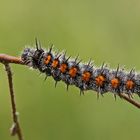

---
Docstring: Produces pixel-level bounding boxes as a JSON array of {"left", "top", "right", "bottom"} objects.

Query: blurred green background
[{"left": 0, "top": 0, "right": 140, "bottom": 140}]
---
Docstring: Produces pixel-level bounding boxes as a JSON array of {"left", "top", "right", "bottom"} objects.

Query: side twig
[{"left": 4, "top": 63, "right": 23, "bottom": 140}]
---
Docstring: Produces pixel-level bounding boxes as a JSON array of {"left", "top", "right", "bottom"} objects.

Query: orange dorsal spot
[
  {"left": 60, "top": 63, "right": 67, "bottom": 73},
  {"left": 44, "top": 55, "right": 51, "bottom": 65},
  {"left": 126, "top": 80, "right": 135, "bottom": 90},
  {"left": 95, "top": 75, "right": 105, "bottom": 86},
  {"left": 69, "top": 67, "right": 78, "bottom": 77},
  {"left": 82, "top": 71, "right": 91, "bottom": 82},
  {"left": 52, "top": 59, "right": 59, "bottom": 68},
  {"left": 111, "top": 78, "right": 120, "bottom": 88}
]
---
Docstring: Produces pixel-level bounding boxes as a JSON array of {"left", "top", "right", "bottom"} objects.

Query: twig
[
  {"left": 0, "top": 54, "right": 24, "bottom": 65},
  {"left": 0, "top": 53, "right": 140, "bottom": 140},
  {"left": 4, "top": 63, "right": 23, "bottom": 140},
  {"left": 119, "top": 93, "right": 140, "bottom": 109},
  {"left": 0, "top": 54, "right": 140, "bottom": 110}
]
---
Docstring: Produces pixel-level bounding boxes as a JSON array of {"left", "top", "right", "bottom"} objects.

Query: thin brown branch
[
  {"left": 119, "top": 93, "right": 140, "bottom": 109},
  {"left": 0, "top": 53, "right": 139, "bottom": 133},
  {"left": 0, "top": 54, "right": 24, "bottom": 65},
  {"left": 0, "top": 53, "right": 140, "bottom": 110},
  {"left": 4, "top": 63, "right": 23, "bottom": 140}
]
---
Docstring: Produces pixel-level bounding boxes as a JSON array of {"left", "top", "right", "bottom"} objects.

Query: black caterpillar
[{"left": 21, "top": 40, "right": 140, "bottom": 98}]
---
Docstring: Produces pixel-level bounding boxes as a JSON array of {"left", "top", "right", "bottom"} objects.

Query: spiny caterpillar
[{"left": 21, "top": 40, "right": 140, "bottom": 98}]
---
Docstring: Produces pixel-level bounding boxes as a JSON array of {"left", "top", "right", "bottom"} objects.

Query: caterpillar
[{"left": 21, "top": 40, "right": 140, "bottom": 98}]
